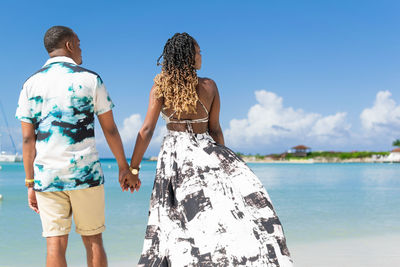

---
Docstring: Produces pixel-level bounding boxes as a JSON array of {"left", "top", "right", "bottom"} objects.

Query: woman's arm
[
  {"left": 208, "top": 80, "right": 225, "bottom": 145},
  {"left": 129, "top": 85, "right": 163, "bottom": 172}
]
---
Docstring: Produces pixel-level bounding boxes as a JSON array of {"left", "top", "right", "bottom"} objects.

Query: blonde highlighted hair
[{"left": 154, "top": 33, "right": 199, "bottom": 118}]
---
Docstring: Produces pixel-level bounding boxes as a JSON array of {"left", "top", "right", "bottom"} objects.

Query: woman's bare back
[{"left": 163, "top": 77, "right": 217, "bottom": 133}]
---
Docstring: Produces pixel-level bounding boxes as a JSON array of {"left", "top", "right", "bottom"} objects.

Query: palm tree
[{"left": 393, "top": 139, "right": 400, "bottom": 147}]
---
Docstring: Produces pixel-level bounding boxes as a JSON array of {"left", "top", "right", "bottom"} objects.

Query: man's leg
[
  {"left": 36, "top": 191, "right": 72, "bottom": 267},
  {"left": 70, "top": 185, "right": 107, "bottom": 267},
  {"left": 81, "top": 233, "right": 107, "bottom": 267},
  {"left": 46, "top": 235, "right": 69, "bottom": 267}
]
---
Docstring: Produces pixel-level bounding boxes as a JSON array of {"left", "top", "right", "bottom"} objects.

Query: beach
[{"left": 1, "top": 160, "right": 399, "bottom": 266}]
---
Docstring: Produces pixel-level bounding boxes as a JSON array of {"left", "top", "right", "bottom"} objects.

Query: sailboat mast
[{"left": 0, "top": 101, "right": 17, "bottom": 154}]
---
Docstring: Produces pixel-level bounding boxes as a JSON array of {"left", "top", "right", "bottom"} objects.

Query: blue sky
[{"left": 1, "top": 0, "right": 400, "bottom": 157}]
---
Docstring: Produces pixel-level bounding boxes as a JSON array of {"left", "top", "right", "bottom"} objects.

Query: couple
[{"left": 16, "top": 26, "right": 293, "bottom": 267}]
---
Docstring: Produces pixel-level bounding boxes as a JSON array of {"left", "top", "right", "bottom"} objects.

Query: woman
[{"left": 127, "top": 33, "right": 293, "bottom": 266}]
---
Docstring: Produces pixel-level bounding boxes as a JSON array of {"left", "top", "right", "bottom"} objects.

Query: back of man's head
[{"left": 44, "top": 26, "right": 75, "bottom": 53}]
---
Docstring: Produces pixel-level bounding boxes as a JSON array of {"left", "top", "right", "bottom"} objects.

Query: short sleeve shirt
[{"left": 16, "top": 56, "right": 114, "bottom": 192}]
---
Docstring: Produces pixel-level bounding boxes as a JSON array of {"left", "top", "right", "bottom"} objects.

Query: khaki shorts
[{"left": 36, "top": 185, "right": 105, "bottom": 237}]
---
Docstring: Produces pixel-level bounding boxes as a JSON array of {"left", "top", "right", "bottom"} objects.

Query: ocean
[{"left": 1, "top": 160, "right": 399, "bottom": 266}]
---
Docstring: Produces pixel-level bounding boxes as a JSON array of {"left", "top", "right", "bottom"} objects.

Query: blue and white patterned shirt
[{"left": 16, "top": 56, "right": 114, "bottom": 192}]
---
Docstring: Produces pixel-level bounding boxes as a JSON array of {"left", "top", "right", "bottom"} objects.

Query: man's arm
[
  {"left": 97, "top": 110, "right": 140, "bottom": 192},
  {"left": 21, "top": 121, "right": 39, "bottom": 213}
]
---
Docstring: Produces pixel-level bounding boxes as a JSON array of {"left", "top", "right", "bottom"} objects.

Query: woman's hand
[{"left": 119, "top": 169, "right": 141, "bottom": 193}]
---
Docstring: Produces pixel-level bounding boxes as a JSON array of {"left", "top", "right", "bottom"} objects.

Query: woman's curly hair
[{"left": 154, "top": 32, "right": 199, "bottom": 118}]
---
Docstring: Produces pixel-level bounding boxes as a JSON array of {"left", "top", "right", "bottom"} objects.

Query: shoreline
[
  {"left": 241, "top": 157, "right": 399, "bottom": 164},
  {"left": 144, "top": 158, "right": 398, "bottom": 164}
]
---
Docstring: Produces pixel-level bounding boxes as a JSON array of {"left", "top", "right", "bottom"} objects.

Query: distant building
[
  {"left": 290, "top": 145, "right": 311, "bottom": 157},
  {"left": 387, "top": 148, "right": 400, "bottom": 162}
]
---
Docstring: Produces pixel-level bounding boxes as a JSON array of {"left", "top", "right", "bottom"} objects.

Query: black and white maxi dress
[{"left": 138, "top": 101, "right": 293, "bottom": 267}]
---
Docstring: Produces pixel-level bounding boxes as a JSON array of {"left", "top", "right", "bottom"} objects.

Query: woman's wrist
[
  {"left": 129, "top": 165, "right": 141, "bottom": 175},
  {"left": 130, "top": 163, "right": 140, "bottom": 168}
]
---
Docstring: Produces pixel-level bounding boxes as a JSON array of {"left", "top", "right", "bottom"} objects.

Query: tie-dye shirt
[{"left": 16, "top": 56, "right": 114, "bottom": 192}]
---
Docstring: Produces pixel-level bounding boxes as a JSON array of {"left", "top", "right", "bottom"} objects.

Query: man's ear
[{"left": 65, "top": 39, "right": 73, "bottom": 53}]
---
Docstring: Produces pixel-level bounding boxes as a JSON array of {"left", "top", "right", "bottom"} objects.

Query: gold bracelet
[{"left": 25, "top": 178, "right": 34, "bottom": 187}]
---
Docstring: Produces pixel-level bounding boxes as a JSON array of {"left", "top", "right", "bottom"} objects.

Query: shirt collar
[{"left": 43, "top": 56, "right": 78, "bottom": 67}]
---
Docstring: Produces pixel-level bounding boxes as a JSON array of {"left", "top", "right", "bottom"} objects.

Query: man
[{"left": 16, "top": 26, "right": 141, "bottom": 267}]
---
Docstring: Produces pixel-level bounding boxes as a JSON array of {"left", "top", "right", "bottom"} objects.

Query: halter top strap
[
  {"left": 198, "top": 99, "right": 209, "bottom": 116},
  {"left": 161, "top": 99, "right": 209, "bottom": 125}
]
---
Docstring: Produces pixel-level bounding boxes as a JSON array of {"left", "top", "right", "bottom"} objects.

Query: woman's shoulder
[{"left": 198, "top": 77, "right": 217, "bottom": 91}]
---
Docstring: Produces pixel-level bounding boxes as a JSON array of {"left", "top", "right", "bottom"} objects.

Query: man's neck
[{"left": 48, "top": 49, "right": 71, "bottom": 58}]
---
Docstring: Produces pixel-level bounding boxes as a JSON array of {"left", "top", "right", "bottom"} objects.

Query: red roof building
[
  {"left": 292, "top": 145, "right": 310, "bottom": 150},
  {"left": 290, "top": 145, "right": 311, "bottom": 157}
]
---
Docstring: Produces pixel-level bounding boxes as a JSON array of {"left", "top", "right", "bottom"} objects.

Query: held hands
[
  {"left": 119, "top": 168, "right": 141, "bottom": 193},
  {"left": 28, "top": 187, "right": 39, "bottom": 213}
]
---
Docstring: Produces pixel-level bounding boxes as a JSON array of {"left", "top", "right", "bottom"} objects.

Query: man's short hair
[{"left": 44, "top": 26, "right": 75, "bottom": 53}]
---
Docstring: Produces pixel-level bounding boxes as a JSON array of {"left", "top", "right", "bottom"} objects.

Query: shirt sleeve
[
  {"left": 94, "top": 76, "right": 115, "bottom": 115},
  {"left": 15, "top": 85, "right": 34, "bottom": 124}
]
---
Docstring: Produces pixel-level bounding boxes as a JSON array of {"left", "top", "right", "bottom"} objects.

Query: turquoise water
[{"left": 1, "top": 161, "right": 400, "bottom": 266}]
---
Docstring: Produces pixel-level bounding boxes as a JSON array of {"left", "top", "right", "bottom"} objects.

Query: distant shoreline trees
[{"left": 393, "top": 139, "right": 400, "bottom": 147}]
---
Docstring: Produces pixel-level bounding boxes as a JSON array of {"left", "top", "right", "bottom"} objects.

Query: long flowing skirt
[{"left": 138, "top": 130, "right": 293, "bottom": 266}]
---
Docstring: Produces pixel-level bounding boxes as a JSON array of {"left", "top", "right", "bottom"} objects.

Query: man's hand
[
  {"left": 118, "top": 169, "right": 130, "bottom": 191},
  {"left": 119, "top": 169, "right": 141, "bottom": 193},
  {"left": 28, "top": 188, "right": 39, "bottom": 213}
]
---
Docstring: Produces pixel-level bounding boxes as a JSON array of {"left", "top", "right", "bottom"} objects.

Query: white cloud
[
  {"left": 310, "top": 112, "right": 351, "bottom": 140},
  {"left": 94, "top": 112, "right": 167, "bottom": 157},
  {"left": 225, "top": 90, "right": 351, "bottom": 149},
  {"left": 119, "top": 113, "right": 167, "bottom": 148},
  {"left": 151, "top": 125, "right": 168, "bottom": 145},
  {"left": 119, "top": 113, "right": 167, "bottom": 156},
  {"left": 120, "top": 114, "right": 142, "bottom": 143},
  {"left": 94, "top": 114, "right": 143, "bottom": 157},
  {"left": 360, "top": 90, "right": 400, "bottom": 134}
]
